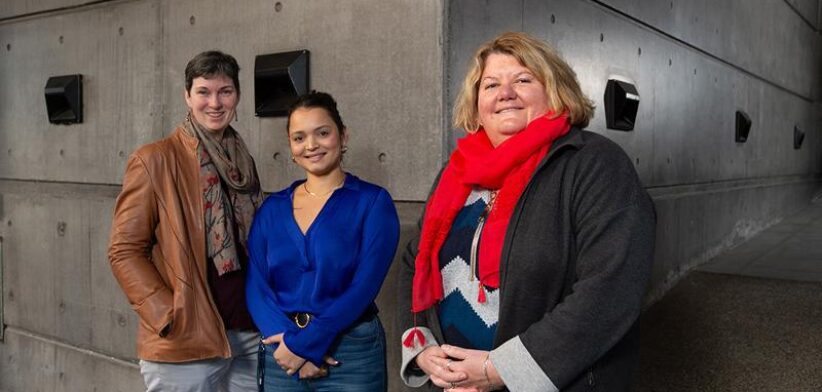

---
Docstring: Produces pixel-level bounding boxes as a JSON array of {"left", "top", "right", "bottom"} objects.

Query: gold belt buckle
[{"left": 294, "top": 313, "right": 310, "bottom": 328}]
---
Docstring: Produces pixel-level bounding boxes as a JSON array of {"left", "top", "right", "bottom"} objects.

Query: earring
[
  {"left": 291, "top": 156, "right": 296, "bottom": 163},
  {"left": 233, "top": 111, "right": 238, "bottom": 122},
  {"left": 341, "top": 146, "right": 348, "bottom": 153}
]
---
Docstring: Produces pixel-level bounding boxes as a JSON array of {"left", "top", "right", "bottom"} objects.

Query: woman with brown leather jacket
[{"left": 108, "top": 50, "right": 262, "bottom": 392}]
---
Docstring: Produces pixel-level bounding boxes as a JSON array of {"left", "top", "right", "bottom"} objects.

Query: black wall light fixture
[
  {"left": 254, "top": 50, "right": 309, "bottom": 117},
  {"left": 794, "top": 125, "right": 805, "bottom": 149},
  {"left": 44, "top": 74, "right": 83, "bottom": 124},
  {"left": 735, "top": 110, "right": 751, "bottom": 143},
  {"left": 604, "top": 77, "right": 640, "bottom": 131}
]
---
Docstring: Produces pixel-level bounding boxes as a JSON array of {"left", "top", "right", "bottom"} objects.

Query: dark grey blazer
[{"left": 398, "top": 127, "right": 656, "bottom": 392}]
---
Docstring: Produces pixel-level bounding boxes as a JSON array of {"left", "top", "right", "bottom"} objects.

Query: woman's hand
[
  {"left": 298, "top": 361, "right": 327, "bottom": 379},
  {"left": 297, "top": 356, "right": 340, "bottom": 379},
  {"left": 415, "top": 345, "right": 468, "bottom": 389},
  {"left": 263, "top": 333, "right": 306, "bottom": 376},
  {"left": 441, "top": 345, "right": 504, "bottom": 392}
]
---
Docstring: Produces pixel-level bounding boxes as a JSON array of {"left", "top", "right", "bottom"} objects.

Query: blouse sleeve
[
  {"left": 284, "top": 188, "right": 400, "bottom": 365},
  {"left": 245, "top": 201, "right": 298, "bottom": 339}
]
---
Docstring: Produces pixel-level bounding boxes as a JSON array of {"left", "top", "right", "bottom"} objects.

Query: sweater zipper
[
  {"left": 469, "top": 213, "right": 485, "bottom": 282},
  {"left": 470, "top": 191, "right": 497, "bottom": 281}
]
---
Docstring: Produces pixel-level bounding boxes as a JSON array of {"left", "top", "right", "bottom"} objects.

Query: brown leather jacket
[{"left": 108, "top": 127, "right": 231, "bottom": 362}]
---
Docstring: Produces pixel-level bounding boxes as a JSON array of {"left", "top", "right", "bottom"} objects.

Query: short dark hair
[
  {"left": 184, "top": 51, "right": 241, "bottom": 95},
  {"left": 287, "top": 91, "right": 346, "bottom": 134}
]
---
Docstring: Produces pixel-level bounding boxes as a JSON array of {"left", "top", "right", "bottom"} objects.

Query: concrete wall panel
[
  {"left": 158, "top": 0, "right": 444, "bottom": 200},
  {"left": 0, "top": 0, "right": 163, "bottom": 184},
  {"left": 1, "top": 186, "right": 138, "bottom": 359},
  {"left": 600, "top": 0, "right": 822, "bottom": 99},
  {"left": 0, "top": 0, "right": 91, "bottom": 20},
  {"left": 0, "top": 328, "right": 143, "bottom": 392},
  {"left": 646, "top": 179, "right": 818, "bottom": 300},
  {"left": 786, "top": 0, "right": 819, "bottom": 27}
]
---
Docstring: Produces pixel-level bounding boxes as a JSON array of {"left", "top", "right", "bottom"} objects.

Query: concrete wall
[
  {"left": 446, "top": 0, "right": 822, "bottom": 301},
  {"left": 0, "top": 0, "right": 443, "bottom": 390},
  {"left": 1, "top": 0, "right": 821, "bottom": 391}
]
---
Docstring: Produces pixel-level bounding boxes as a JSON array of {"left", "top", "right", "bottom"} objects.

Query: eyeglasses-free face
[
  {"left": 477, "top": 52, "right": 550, "bottom": 147},
  {"left": 184, "top": 75, "right": 239, "bottom": 135},
  {"left": 288, "top": 107, "right": 348, "bottom": 177}
]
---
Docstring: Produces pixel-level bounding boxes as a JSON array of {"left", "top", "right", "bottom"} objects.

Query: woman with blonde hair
[{"left": 398, "top": 32, "right": 655, "bottom": 392}]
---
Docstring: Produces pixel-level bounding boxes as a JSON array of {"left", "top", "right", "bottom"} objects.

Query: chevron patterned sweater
[{"left": 436, "top": 189, "right": 500, "bottom": 350}]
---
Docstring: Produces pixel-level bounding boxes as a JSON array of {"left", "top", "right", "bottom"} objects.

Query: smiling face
[
  {"left": 288, "top": 107, "right": 347, "bottom": 177},
  {"left": 477, "top": 52, "right": 551, "bottom": 147},
  {"left": 184, "top": 74, "right": 238, "bottom": 135}
]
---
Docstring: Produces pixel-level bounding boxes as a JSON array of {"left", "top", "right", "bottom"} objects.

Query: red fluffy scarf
[{"left": 410, "top": 114, "right": 570, "bottom": 319}]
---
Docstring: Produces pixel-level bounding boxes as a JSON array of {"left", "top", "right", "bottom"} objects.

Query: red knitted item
[{"left": 411, "top": 114, "right": 570, "bottom": 313}]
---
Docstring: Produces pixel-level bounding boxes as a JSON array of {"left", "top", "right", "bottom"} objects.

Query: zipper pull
[{"left": 469, "top": 215, "right": 485, "bottom": 282}]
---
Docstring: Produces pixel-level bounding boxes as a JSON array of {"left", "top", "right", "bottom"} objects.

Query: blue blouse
[{"left": 246, "top": 173, "right": 400, "bottom": 365}]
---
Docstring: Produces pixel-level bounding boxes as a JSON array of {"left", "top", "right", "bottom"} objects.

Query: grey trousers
[{"left": 139, "top": 330, "right": 260, "bottom": 392}]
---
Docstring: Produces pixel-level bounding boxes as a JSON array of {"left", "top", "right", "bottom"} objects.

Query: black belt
[
  {"left": 290, "top": 312, "right": 313, "bottom": 328},
  {"left": 288, "top": 304, "right": 378, "bottom": 329}
]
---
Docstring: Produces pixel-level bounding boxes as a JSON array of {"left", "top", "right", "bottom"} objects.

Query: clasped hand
[
  {"left": 416, "top": 345, "right": 503, "bottom": 392},
  {"left": 263, "top": 333, "right": 339, "bottom": 379}
]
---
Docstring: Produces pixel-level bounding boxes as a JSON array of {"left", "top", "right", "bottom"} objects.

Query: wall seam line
[
  {"left": 588, "top": 0, "right": 815, "bottom": 103},
  {"left": 3, "top": 326, "right": 139, "bottom": 369},
  {"left": 0, "top": 0, "right": 133, "bottom": 24},
  {"left": 781, "top": 0, "right": 819, "bottom": 32}
]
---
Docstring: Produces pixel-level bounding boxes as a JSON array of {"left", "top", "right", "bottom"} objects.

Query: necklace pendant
[{"left": 303, "top": 177, "right": 346, "bottom": 198}]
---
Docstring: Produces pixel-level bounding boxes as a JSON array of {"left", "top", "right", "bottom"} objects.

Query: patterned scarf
[
  {"left": 183, "top": 114, "right": 263, "bottom": 276},
  {"left": 411, "top": 114, "right": 570, "bottom": 313}
]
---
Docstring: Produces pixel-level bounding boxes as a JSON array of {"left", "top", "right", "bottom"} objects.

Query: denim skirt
[{"left": 258, "top": 315, "right": 387, "bottom": 392}]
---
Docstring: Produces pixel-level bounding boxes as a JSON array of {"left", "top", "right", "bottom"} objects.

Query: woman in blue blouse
[{"left": 246, "top": 91, "right": 400, "bottom": 391}]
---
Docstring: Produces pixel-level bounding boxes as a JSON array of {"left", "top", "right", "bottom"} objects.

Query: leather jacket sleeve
[{"left": 108, "top": 153, "right": 174, "bottom": 336}]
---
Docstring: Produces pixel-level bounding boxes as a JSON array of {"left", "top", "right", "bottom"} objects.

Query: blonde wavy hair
[{"left": 453, "top": 32, "right": 594, "bottom": 132}]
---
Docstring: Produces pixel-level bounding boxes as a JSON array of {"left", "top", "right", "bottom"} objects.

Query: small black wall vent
[
  {"left": 45, "top": 74, "right": 83, "bottom": 124},
  {"left": 735, "top": 110, "right": 751, "bottom": 143},
  {"left": 794, "top": 126, "right": 805, "bottom": 149},
  {"left": 604, "top": 78, "right": 639, "bottom": 131},
  {"left": 254, "top": 50, "right": 309, "bottom": 117}
]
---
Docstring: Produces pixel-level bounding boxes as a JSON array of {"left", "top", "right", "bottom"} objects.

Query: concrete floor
[{"left": 635, "top": 200, "right": 822, "bottom": 391}]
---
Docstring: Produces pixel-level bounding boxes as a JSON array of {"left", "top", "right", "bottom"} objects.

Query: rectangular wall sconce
[
  {"left": 604, "top": 77, "right": 639, "bottom": 131},
  {"left": 794, "top": 126, "right": 805, "bottom": 149},
  {"left": 735, "top": 110, "right": 751, "bottom": 143},
  {"left": 44, "top": 74, "right": 83, "bottom": 124},
  {"left": 254, "top": 50, "right": 309, "bottom": 117}
]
